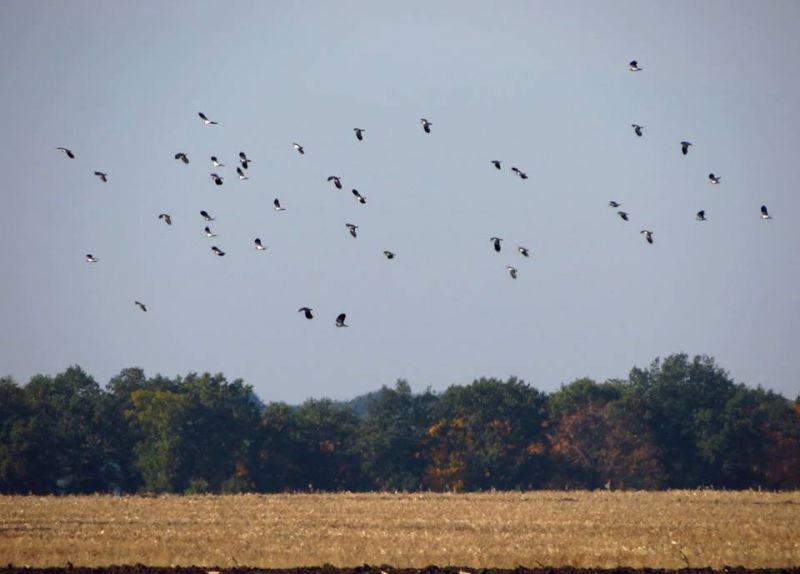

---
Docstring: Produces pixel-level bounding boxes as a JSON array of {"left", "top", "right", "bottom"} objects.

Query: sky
[{"left": 1, "top": 1, "right": 799, "bottom": 403}]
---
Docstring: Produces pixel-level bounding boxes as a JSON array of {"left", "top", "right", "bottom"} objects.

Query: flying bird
[
  {"left": 708, "top": 173, "right": 721, "bottom": 184},
  {"left": 211, "top": 246, "right": 225, "bottom": 257},
  {"left": 518, "top": 246, "right": 530, "bottom": 258},
  {"left": 420, "top": 118, "right": 433, "bottom": 133},
  {"left": 175, "top": 152, "right": 189, "bottom": 164},
  {"left": 273, "top": 198, "right": 286, "bottom": 211},
  {"left": 254, "top": 238, "right": 267, "bottom": 250},
  {"left": 507, "top": 266, "right": 518, "bottom": 279},
  {"left": 490, "top": 237, "right": 503, "bottom": 252},
  {"left": 618, "top": 211, "right": 629, "bottom": 221},
  {"left": 383, "top": 250, "right": 395, "bottom": 259},
  {"left": 198, "top": 112, "right": 218, "bottom": 125},
  {"left": 696, "top": 210, "right": 707, "bottom": 221},
  {"left": 327, "top": 176, "right": 342, "bottom": 189},
  {"left": 491, "top": 160, "right": 502, "bottom": 170},
  {"left": 631, "top": 124, "right": 643, "bottom": 137},
  {"left": 210, "top": 173, "right": 223, "bottom": 186},
  {"left": 158, "top": 213, "right": 172, "bottom": 225},
  {"left": 200, "top": 210, "right": 215, "bottom": 221},
  {"left": 298, "top": 307, "right": 314, "bottom": 319},
  {"left": 354, "top": 128, "right": 365, "bottom": 141},
  {"left": 681, "top": 141, "right": 692, "bottom": 155},
  {"left": 85, "top": 254, "right": 99, "bottom": 263},
  {"left": 211, "top": 156, "right": 225, "bottom": 167},
  {"left": 236, "top": 166, "right": 249, "bottom": 180},
  {"left": 57, "top": 147, "right": 75, "bottom": 159},
  {"left": 511, "top": 167, "right": 528, "bottom": 179},
  {"left": 335, "top": 313, "right": 349, "bottom": 328},
  {"left": 134, "top": 301, "right": 147, "bottom": 312},
  {"left": 352, "top": 189, "right": 367, "bottom": 204},
  {"left": 760, "top": 205, "right": 772, "bottom": 220},
  {"left": 609, "top": 201, "right": 621, "bottom": 208},
  {"left": 239, "top": 152, "right": 251, "bottom": 169},
  {"left": 204, "top": 226, "right": 218, "bottom": 238},
  {"left": 629, "top": 60, "right": 642, "bottom": 72},
  {"left": 292, "top": 143, "right": 304, "bottom": 155},
  {"left": 641, "top": 230, "right": 654, "bottom": 244},
  {"left": 94, "top": 171, "right": 108, "bottom": 182},
  {"left": 346, "top": 223, "right": 358, "bottom": 238}
]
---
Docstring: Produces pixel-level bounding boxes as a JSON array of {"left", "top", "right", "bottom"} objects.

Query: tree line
[{"left": 1, "top": 353, "right": 798, "bottom": 494}]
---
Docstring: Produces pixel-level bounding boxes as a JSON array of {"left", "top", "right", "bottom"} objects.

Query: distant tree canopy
[{"left": 1, "top": 354, "right": 798, "bottom": 494}]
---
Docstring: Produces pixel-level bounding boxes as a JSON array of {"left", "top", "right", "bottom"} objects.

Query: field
[{"left": 0, "top": 491, "right": 799, "bottom": 569}]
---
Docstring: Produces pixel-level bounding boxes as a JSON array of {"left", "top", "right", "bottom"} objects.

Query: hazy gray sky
[{"left": 2, "top": 1, "right": 799, "bottom": 403}]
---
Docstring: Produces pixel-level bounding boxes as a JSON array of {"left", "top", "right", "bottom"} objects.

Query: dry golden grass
[{"left": 0, "top": 491, "right": 798, "bottom": 568}]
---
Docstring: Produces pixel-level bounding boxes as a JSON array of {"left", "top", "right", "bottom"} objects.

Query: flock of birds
[{"left": 58, "top": 59, "right": 775, "bottom": 326}]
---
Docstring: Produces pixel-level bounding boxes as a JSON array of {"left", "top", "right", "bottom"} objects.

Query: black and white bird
[
  {"left": 511, "top": 167, "right": 528, "bottom": 179},
  {"left": 629, "top": 60, "right": 642, "bottom": 72},
  {"left": 134, "top": 301, "right": 147, "bottom": 312},
  {"left": 200, "top": 210, "right": 215, "bottom": 221},
  {"left": 490, "top": 237, "right": 503, "bottom": 252},
  {"left": 420, "top": 118, "right": 433, "bottom": 133},
  {"left": 708, "top": 173, "right": 721, "bottom": 184},
  {"left": 94, "top": 171, "right": 108, "bottom": 182},
  {"left": 681, "top": 141, "right": 692, "bottom": 156},
  {"left": 632, "top": 124, "right": 643, "bottom": 137},
  {"left": 292, "top": 143, "right": 304, "bottom": 155},
  {"left": 204, "top": 225, "right": 218, "bottom": 238},
  {"left": 158, "top": 213, "right": 172, "bottom": 225},
  {"left": 760, "top": 205, "right": 772, "bottom": 220},
  {"left": 211, "top": 156, "right": 225, "bottom": 167},
  {"left": 335, "top": 313, "right": 349, "bottom": 328},
  {"left": 273, "top": 198, "right": 286, "bottom": 211},
  {"left": 57, "top": 147, "right": 75, "bottom": 159},
  {"left": 491, "top": 160, "right": 502, "bottom": 170},
  {"left": 609, "top": 201, "right": 621, "bottom": 208},
  {"left": 507, "top": 266, "right": 518, "bottom": 279},
  {"left": 254, "top": 238, "right": 267, "bottom": 250},
  {"left": 210, "top": 173, "right": 223, "bottom": 186},
  {"left": 354, "top": 128, "right": 365, "bottom": 141},
  {"left": 239, "top": 152, "right": 251, "bottom": 169},
  {"left": 198, "top": 112, "right": 218, "bottom": 125},
  {"left": 696, "top": 210, "right": 707, "bottom": 222},
  {"left": 236, "top": 166, "right": 249, "bottom": 180},
  {"left": 618, "top": 211, "right": 630, "bottom": 221},
  {"left": 352, "top": 189, "right": 367, "bottom": 204},
  {"left": 298, "top": 307, "right": 313, "bottom": 319},
  {"left": 518, "top": 246, "right": 530, "bottom": 258},
  {"left": 383, "top": 250, "right": 395, "bottom": 259},
  {"left": 175, "top": 152, "right": 189, "bottom": 164},
  {"left": 641, "top": 229, "right": 654, "bottom": 244},
  {"left": 346, "top": 223, "right": 358, "bottom": 238},
  {"left": 327, "top": 175, "right": 342, "bottom": 189},
  {"left": 85, "top": 254, "right": 99, "bottom": 263},
  {"left": 211, "top": 246, "right": 225, "bottom": 257}
]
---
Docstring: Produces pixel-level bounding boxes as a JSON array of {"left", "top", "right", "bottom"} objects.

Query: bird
[
  {"left": 134, "top": 301, "right": 147, "bottom": 312},
  {"left": 490, "top": 237, "right": 503, "bottom": 252},
  {"left": 346, "top": 223, "right": 358, "bottom": 238},
  {"left": 641, "top": 230, "right": 654, "bottom": 244},
  {"left": 507, "top": 266, "right": 518, "bottom": 279},
  {"left": 292, "top": 143, "right": 304, "bottom": 155},
  {"left": 204, "top": 226, "right": 218, "bottom": 238},
  {"left": 335, "top": 313, "right": 349, "bottom": 328},
  {"left": 609, "top": 201, "right": 621, "bottom": 208},
  {"left": 236, "top": 166, "right": 249, "bottom": 180},
  {"left": 85, "top": 254, "right": 99, "bottom": 263},
  {"left": 327, "top": 176, "right": 342, "bottom": 189},
  {"left": 254, "top": 238, "right": 267, "bottom": 250},
  {"left": 211, "top": 156, "right": 225, "bottom": 167},
  {"left": 239, "top": 152, "right": 251, "bottom": 169},
  {"left": 708, "top": 173, "right": 721, "bottom": 184},
  {"left": 352, "top": 189, "right": 367, "bottom": 204},
  {"left": 198, "top": 112, "right": 217, "bottom": 125},
  {"left": 94, "top": 171, "right": 108, "bottom": 182},
  {"left": 631, "top": 124, "right": 643, "bottom": 137},
  {"left": 298, "top": 307, "right": 314, "bottom": 319},
  {"left": 211, "top": 246, "right": 225, "bottom": 256},
  {"left": 273, "top": 198, "right": 286, "bottom": 211},
  {"left": 629, "top": 60, "right": 642, "bottom": 72},
  {"left": 383, "top": 250, "right": 395, "bottom": 259},
  {"left": 174, "top": 152, "right": 189, "bottom": 164},
  {"left": 57, "top": 147, "right": 75, "bottom": 159},
  {"left": 420, "top": 118, "right": 433, "bottom": 133},
  {"left": 210, "top": 173, "right": 223, "bottom": 186},
  {"left": 518, "top": 246, "right": 530, "bottom": 258},
  {"left": 200, "top": 210, "right": 215, "bottom": 221},
  {"left": 511, "top": 167, "right": 528, "bottom": 179},
  {"left": 354, "top": 128, "right": 365, "bottom": 141},
  {"left": 760, "top": 205, "right": 772, "bottom": 220},
  {"left": 681, "top": 141, "right": 692, "bottom": 155},
  {"left": 696, "top": 210, "right": 707, "bottom": 221},
  {"left": 618, "top": 211, "right": 629, "bottom": 221},
  {"left": 158, "top": 213, "right": 172, "bottom": 225},
  {"left": 491, "top": 160, "right": 502, "bottom": 170}
]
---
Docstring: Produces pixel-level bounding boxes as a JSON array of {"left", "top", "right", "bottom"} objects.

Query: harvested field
[{"left": 0, "top": 491, "right": 798, "bottom": 569}]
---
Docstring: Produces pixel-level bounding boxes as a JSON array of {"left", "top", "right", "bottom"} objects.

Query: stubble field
[{"left": 0, "top": 491, "right": 798, "bottom": 570}]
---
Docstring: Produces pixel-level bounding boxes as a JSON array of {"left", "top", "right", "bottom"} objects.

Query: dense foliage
[{"left": 1, "top": 354, "right": 798, "bottom": 493}]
